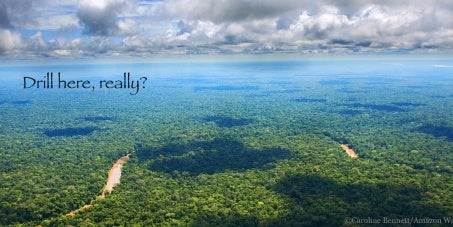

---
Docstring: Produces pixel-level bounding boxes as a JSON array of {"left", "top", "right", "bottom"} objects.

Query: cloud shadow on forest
[
  {"left": 135, "top": 138, "right": 293, "bottom": 176},
  {"left": 0, "top": 100, "right": 32, "bottom": 106},
  {"left": 338, "top": 109, "right": 363, "bottom": 116},
  {"left": 202, "top": 116, "right": 253, "bottom": 128},
  {"left": 191, "top": 212, "right": 261, "bottom": 226},
  {"left": 0, "top": 202, "right": 40, "bottom": 225},
  {"left": 416, "top": 124, "right": 453, "bottom": 142},
  {"left": 338, "top": 101, "right": 425, "bottom": 114},
  {"left": 43, "top": 126, "right": 98, "bottom": 137},
  {"left": 292, "top": 98, "right": 327, "bottom": 103},
  {"left": 82, "top": 116, "right": 116, "bottom": 122},
  {"left": 266, "top": 174, "right": 449, "bottom": 226},
  {"left": 191, "top": 174, "right": 449, "bottom": 226},
  {"left": 391, "top": 102, "right": 426, "bottom": 107},
  {"left": 349, "top": 103, "right": 406, "bottom": 112}
]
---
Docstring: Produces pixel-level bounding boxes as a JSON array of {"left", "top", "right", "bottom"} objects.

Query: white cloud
[
  {"left": 160, "top": 0, "right": 311, "bottom": 23},
  {"left": 0, "top": 0, "right": 40, "bottom": 29},
  {"left": 147, "top": 0, "right": 452, "bottom": 55},
  {"left": 1, "top": 0, "right": 453, "bottom": 57},
  {"left": 76, "top": 0, "right": 137, "bottom": 36},
  {"left": 53, "top": 49, "right": 71, "bottom": 56},
  {"left": 0, "top": 29, "right": 22, "bottom": 53},
  {"left": 118, "top": 18, "right": 140, "bottom": 36},
  {"left": 35, "top": 14, "right": 79, "bottom": 30},
  {"left": 29, "top": 32, "right": 47, "bottom": 50}
]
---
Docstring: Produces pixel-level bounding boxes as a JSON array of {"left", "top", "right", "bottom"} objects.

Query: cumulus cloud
[
  {"left": 0, "top": 2, "right": 12, "bottom": 28},
  {"left": 0, "top": 29, "right": 22, "bottom": 53},
  {"left": 160, "top": 0, "right": 315, "bottom": 23},
  {"left": 28, "top": 32, "right": 47, "bottom": 50},
  {"left": 158, "top": 0, "right": 453, "bottom": 54},
  {"left": 0, "top": 0, "right": 40, "bottom": 29},
  {"left": 118, "top": 18, "right": 140, "bottom": 36},
  {"left": 76, "top": 0, "right": 137, "bottom": 36},
  {"left": 1, "top": 0, "right": 453, "bottom": 57}
]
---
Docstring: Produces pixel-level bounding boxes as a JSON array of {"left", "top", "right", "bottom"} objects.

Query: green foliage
[{"left": 1, "top": 61, "right": 452, "bottom": 226}]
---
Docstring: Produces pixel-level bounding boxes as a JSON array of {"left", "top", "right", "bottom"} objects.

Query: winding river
[{"left": 67, "top": 153, "right": 131, "bottom": 216}]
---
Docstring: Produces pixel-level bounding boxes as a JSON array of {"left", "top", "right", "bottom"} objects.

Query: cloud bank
[{"left": 1, "top": 0, "right": 452, "bottom": 58}]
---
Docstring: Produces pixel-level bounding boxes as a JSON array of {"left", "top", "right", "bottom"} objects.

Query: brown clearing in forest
[
  {"left": 340, "top": 144, "right": 358, "bottom": 159},
  {"left": 66, "top": 153, "right": 130, "bottom": 216}
]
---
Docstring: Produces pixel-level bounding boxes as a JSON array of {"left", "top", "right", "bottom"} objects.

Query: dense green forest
[{"left": 0, "top": 60, "right": 452, "bottom": 226}]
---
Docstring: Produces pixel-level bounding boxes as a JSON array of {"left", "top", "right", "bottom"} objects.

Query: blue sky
[{"left": 1, "top": 0, "right": 452, "bottom": 60}]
